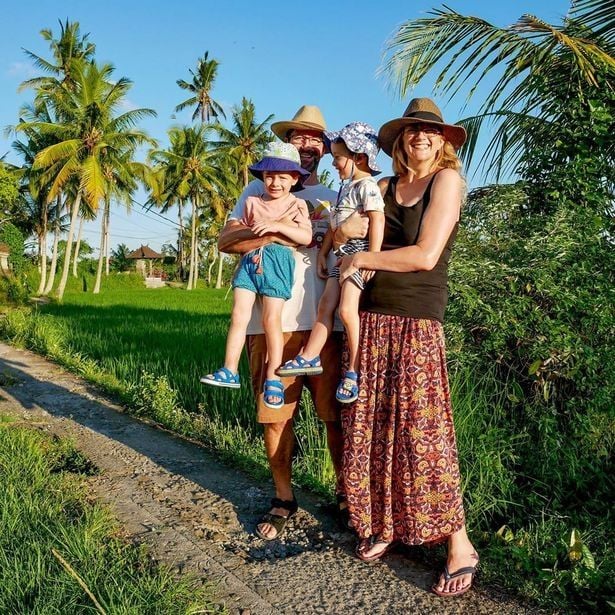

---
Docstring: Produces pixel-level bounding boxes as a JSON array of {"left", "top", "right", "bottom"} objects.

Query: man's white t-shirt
[{"left": 228, "top": 180, "right": 340, "bottom": 335}]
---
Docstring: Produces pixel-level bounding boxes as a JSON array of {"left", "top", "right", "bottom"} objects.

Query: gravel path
[{"left": 0, "top": 342, "right": 544, "bottom": 615}]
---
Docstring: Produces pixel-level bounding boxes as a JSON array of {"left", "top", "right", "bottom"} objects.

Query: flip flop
[
  {"left": 356, "top": 537, "right": 396, "bottom": 562},
  {"left": 432, "top": 556, "right": 479, "bottom": 597}
]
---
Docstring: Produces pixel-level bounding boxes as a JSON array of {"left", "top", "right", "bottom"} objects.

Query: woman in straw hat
[{"left": 337, "top": 98, "right": 479, "bottom": 597}]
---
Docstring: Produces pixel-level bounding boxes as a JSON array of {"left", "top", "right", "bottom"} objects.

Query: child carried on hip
[{"left": 200, "top": 142, "right": 312, "bottom": 409}]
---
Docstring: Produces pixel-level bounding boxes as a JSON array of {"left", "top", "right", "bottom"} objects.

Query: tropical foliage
[
  {"left": 386, "top": 0, "right": 614, "bottom": 609},
  {"left": 384, "top": 0, "right": 615, "bottom": 177}
]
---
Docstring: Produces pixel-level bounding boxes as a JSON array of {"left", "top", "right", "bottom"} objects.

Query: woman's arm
[{"left": 339, "top": 169, "right": 461, "bottom": 282}]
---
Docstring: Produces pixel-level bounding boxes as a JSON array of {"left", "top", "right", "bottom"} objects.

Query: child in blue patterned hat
[
  {"left": 201, "top": 142, "right": 312, "bottom": 409},
  {"left": 277, "top": 122, "right": 385, "bottom": 404}
]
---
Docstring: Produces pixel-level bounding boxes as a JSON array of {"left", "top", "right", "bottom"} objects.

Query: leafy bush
[{"left": 0, "top": 222, "right": 26, "bottom": 275}]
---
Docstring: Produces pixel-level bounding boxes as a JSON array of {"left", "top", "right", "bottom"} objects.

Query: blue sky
[{"left": 1, "top": 0, "right": 570, "bottom": 252}]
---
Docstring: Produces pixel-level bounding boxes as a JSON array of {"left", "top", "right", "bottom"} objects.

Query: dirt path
[{"left": 0, "top": 342, "right": 542, "bottom": 615}]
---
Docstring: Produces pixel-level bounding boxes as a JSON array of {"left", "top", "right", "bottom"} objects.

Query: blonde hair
[{"left": 391, "top": 130, "right": 462, "bottom": 176}]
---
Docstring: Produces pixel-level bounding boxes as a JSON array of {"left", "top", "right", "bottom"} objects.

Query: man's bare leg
[{"left": 257, "top": 419, "right": 295, "bottom": 539}]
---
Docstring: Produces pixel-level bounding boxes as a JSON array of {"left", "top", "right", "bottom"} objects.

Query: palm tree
[
  {"left": 20, "top": 19, "right": 95, "bottom": 93},
  {"left": 144, "top": 163, "right": 188, "bottom": 280},
  {"left": 383, "top": 0, "right": 615, "bottom": 178},
  {"left": 210, "top": 153, "right": 241, "bottom": 288},
  {"left": 149, "top": 125, "right": 221, "bottom": 289},
  {"left": 175, "top": 52, "right": 226, "bottom": 123},
  {"left": 19, "top": 60, "right": 155, "bottom": 300},
  {"left": 93, "top": 156, "right": 152, "bottom": 294},
  {"left": 43, "top": 196, "right": 69, "bottom": 294},
  {"left": 11, "top": 111, "right": 55, "bottom": 295},
  {"left": 212, "top": 97, "right": 273, "bottom": 187}
]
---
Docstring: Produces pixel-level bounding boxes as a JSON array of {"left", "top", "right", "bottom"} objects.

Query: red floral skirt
[{"left": 342, "top": 312, "right": 465, "bottom": 545}]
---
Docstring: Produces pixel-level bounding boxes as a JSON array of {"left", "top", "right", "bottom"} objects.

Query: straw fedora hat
[
  {"left": 271, "top": 105, "right": 327, "bottom": 141},
  {"left": 378, "top": 98, "right": 467, "bottom": 156}
]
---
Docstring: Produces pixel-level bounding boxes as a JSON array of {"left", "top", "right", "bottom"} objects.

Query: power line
[{"left": 129, "top": 197, "right": 181, "bottom": 228}]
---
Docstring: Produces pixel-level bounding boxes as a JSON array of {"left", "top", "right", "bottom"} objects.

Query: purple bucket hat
[
  {"left": 323, "top": 121, "right": 381, "bottom": 175},
  {"left": 249, "top": 142, "right": 311, "bottom": 188}
]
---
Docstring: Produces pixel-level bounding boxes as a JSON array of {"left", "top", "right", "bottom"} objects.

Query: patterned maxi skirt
[{"left": 342, "top": 312, "right": 465, "bottom": 545}]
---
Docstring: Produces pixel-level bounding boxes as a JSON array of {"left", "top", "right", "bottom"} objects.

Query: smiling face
[
  {"left": 262, "top": 171, "right": 299, "bottom": 199},
  {"left": 331, "top": 141, "right": 356, "bottom": 180},
  {"left": 402, "top": 123, "right": 444, "bottom": 163},
  {"left": 288, "top": 129, "right": 326, "bottom": 174}
]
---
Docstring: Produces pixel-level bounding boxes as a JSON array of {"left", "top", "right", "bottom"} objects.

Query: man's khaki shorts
[{"left": 246, "top": 331, "right": 343, "bottom": 424}]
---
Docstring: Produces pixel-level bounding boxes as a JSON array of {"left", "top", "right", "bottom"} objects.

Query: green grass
[
  {"left": 0, "top": 421, "right": 221, "bottom": 614},
  {"left": 2, "top": 286, "right": 612, "bottom": 612}
]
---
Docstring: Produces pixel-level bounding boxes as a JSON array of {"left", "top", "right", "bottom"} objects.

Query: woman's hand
[
  {"left": 338, "top": 254, "right": 361, "bottom": 286},
  {"left": 334, "top": 211, "right": 369, "bottom": 248}
]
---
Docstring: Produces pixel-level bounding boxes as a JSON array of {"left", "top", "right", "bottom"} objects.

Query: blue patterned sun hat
[
  {"left": 249, "top": 142, "right": 311, "bottom": 184},
  {"left": 324, "top": 121, "right": 381, "bottom": 175}
]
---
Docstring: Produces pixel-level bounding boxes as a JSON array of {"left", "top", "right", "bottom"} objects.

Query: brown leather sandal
[{"left": 255, "top": 497, "right": 298, "bottom": 541}]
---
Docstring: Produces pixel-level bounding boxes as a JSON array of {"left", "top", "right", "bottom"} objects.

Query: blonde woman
[{"left": 338, "top": 98, "right": 479, "bottom": 597}]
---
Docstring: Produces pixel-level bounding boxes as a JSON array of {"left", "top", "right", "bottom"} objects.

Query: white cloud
[
  {"left": 119, "top": 98, "right": 139, "bottom": 111},
  {"left": 7, "top": 62, "right": 37, "bottom": 79}
]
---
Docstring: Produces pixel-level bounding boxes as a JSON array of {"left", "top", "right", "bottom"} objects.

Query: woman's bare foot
[{"left": 433, "top": 527, "right": 479, "bottom": 596}]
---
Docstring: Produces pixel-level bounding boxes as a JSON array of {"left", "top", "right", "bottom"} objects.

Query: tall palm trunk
[
  {"left": 55, "top": 192, "right": 82, "bottom": 301},
  {"left": 215, "top": 212, "right": 229, "bottom": 289},
  {"left": 178, "top": 201, "right": 185, "bottom": 281},
  {"left": 36, "top": 201, "right": 48, "bottom": 295},
  {"left": 207, "top": 249, "right": 215, "bottom": 285},
  {"left": 71, "top": 216, "right": 84, "bottom": 277},
  {"left": 104, "top": 202, "right": 111, "bottom": 276},
  {"left": 93, "top": 198, "right": 108, "bottom": 294},
  {"left": 186, "top": 200, "right": 197, "bottom": 290},
  {"left": 44, "top": 225, "right": 60, "bottom": 295}
]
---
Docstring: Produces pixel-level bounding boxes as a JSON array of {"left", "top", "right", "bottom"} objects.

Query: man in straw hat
[{"left": 218, "top": 105, "right": 362, "bottom": 539}]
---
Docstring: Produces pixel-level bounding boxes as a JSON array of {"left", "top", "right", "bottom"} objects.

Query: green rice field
[{"left": 2, "top": 283, "right": 611, "bottom": 611}]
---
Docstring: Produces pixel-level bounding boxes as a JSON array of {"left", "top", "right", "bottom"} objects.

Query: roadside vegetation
[{"left": 0, "top": 417, "right": 221, "bottom": 614}]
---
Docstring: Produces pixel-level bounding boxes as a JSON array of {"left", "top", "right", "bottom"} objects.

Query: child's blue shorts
[{"left": 232, "top": 243, "right": 294, "bottom": 300}]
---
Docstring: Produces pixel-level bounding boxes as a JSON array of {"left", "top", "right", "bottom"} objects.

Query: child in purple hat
[
  {"left": 277, "top": 122, "right": 385, "bottom": 404},
  {"left": 201, "top": 142, "right": 312, "bottom": 409}
]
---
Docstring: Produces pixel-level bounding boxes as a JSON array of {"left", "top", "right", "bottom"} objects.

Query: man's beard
[{"left": 299, "top": 147, "right": 320, "bottom": 174}]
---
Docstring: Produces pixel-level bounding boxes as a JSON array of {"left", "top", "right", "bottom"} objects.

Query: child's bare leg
[
  {"left": 301, "top": 278, "right": 341, "bottom": 360},
  {"left": 262, "top": 296, "right": 286, "bottom": 381},
  {"left": 223, "top": 288, "right": 256, "bottom": 373},
  {"left": 338, "top": 280, "right": 362, "bottom": 374}
]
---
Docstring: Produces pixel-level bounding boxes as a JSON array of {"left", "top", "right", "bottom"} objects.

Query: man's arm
[{"left": 218, "top": 219, "right": 298, "bottom": 254}]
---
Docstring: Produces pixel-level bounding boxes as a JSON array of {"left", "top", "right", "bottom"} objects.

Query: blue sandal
[
  {"left": 276, "top": 355, "right": 323, "bottom": 376},
  {"left": 263, "top": 379, "right": 285, "bottom": 409},
  {"left": 336, "top": 371, "right": 359, "bottom": 403},
  {"left": 200, "top": 367, "right": 240, "bottom": 389}
]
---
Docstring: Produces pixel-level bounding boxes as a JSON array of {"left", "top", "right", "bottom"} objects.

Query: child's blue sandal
[
  {"left": 276, "top": 355, "right": 323, "bottom": 376},
  {"left": 263, "top": 379, "right": 285, "bottom": 409},
  {"left": 336, "top": 371, "right": 359, "bottom": 404},
  {"left": 200, "top": 367, "right": 240, "bottom": 389}
]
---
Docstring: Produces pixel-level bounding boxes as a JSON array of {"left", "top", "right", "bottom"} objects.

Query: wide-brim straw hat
[
  {"left": 271, "top": 105, "right": 327, "bottom": 141},
  {"left": 378, "top": 98, "right": 467, "bottom": 156}
]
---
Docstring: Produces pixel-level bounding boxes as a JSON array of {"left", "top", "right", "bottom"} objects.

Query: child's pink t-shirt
[{"left": 241, "top": 193, "right": 310, "bottom": 230}]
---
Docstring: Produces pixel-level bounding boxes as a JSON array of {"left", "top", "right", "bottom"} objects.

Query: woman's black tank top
[{"left": 360, "top": 174, "right": 458, "bottom": 323}]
